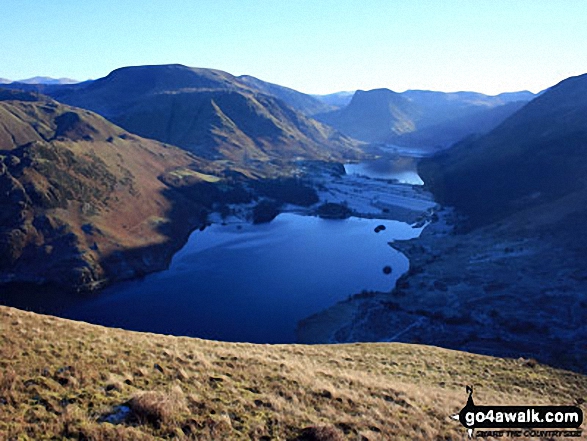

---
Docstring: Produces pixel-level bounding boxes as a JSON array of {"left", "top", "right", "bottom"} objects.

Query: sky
[{"left": 1, "top": 0, "right": 586, "bottom": 95}]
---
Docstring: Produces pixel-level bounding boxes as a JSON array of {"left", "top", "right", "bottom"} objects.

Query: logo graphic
[{"left": 451, "top": 385, "right": 583, "bottom": 438}]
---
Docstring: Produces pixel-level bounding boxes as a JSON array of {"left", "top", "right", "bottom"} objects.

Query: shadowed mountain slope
[
  {"left": 393, "top": 100, "right": 528, "bottom": 147},
  {"left": 316, "top": 88, "right": 535, "bottom": 148},
  {"left": 48, "top": 65, "right": 362, "bottom": 173},
  {"left": 316, "top": 88, "right": 420, "bottom": 142},
  {"left": 399, "top": 89, "right": 535, "bottom": 128},
  {"left": 238, "top": 74, "right": 334, "bottom": 115},
  {"left": 0, "top": 89, "right": 219, "bottom": 292},
  {"left": 419, "top": 73, "right": 587, "bottom": 228}
]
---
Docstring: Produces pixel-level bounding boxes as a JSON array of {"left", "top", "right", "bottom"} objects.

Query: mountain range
[
  {"left": 1, "top": 64, "right": 586, "bottom": 441},
  {"left": 1, "top": 64, "right": 579, "bottom": 299},
  {"left": 315, "top": 87, "right": 536, "bottom": 147},
  {"left": 0, "top": 66, "right": 371, "bottom": 292},
  {"left": 298, "top": 72, "right": 587, "bottom": 372},
  {"left": 4, "top": 65, "right": 540, "bottom": 156},
  {"left": 12, "top": 76, "right": 80, "bottom": 85},
  {"left": 45, "top": 65, "right": 362, "bottom": 175}
]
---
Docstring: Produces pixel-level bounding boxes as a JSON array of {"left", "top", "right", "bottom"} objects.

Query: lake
[
  {"left": 344, "top": 156, "right": 424, "bottom": 185},
  {"left": 60, "top": 213, "right": 424, "bottom": 343}
]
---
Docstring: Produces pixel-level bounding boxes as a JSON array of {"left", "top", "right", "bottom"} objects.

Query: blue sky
[{"left": 1, "top": 0, "right": 586, "bottom": 94}]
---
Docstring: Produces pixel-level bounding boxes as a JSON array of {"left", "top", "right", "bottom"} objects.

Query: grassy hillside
[
  {"left": 1, "top": 305, "right": 585, "bottom": 440},
  {"left": 0, "top": 90, "right": 222, "bottom": 292}
]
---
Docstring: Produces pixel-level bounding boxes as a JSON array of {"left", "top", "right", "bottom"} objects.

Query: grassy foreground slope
[{"left": 1, "top": 306, "right": 585, "bottom": 440}]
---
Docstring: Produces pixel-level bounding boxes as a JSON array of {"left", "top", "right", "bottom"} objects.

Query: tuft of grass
[{"left": 128, "top": 385, "right": 188, "bottom": 427}]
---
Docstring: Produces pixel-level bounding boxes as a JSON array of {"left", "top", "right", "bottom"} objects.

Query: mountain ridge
[
  {"left": 238, "top": 74, "right": 335, "bottom": 115},
  {"left": 47, "top": 65, "right": 363, "bottom": 175},
  {"left": 15, "top": 76, "right": 80, "bottom": 85},
  {"left": 419, "top": 72, "right": 587, "bottom": 227},
  {"left": 315, "top": 87, "right": 536, "bottom": 148}
]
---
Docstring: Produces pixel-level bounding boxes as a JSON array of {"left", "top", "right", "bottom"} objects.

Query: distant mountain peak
[
  {"left": 350, "top": 88, "right": 405, "bottom": 105},
  {"left": 311, "top": 91, "right": 356, "bottom": 108},
  {"left": 316, "top": 87, "right": 536, "bottom": 146},
  {"left": 315, "top": 87, "right": 418, "bottom": 142},
  {"left": 46, "top": 65, "right": 362, "bottom": 172},
  {"left": 16, "top": 76, "right": 80, "bottom": 85}
]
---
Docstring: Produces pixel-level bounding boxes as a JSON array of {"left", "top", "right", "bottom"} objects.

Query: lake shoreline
[
  {"left": 297, "top": 204, "right": 587, "bottom": 374},
  {"left": 1, "top": 155, "right": 439, "bottom": 345}
]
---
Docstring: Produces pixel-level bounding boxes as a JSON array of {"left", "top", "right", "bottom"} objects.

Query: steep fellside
[
  {"left": 419, "top": 73, "right": 587, "bottom": 228},
  {"left": 378, "top": 72, "right": 587, "bottom": 371},
  {"left": 315, "top": 88, "right": 420, "bottom": 143},
  {"left": 111, "top": 89, "right": 360, "bottom": 171},
  {"left": 316, "top": 88, "right": 534, "bottom": 148},
  {"left": 0, "top": 90, "right": 220, "bottom": 293},
  {"left": 238, "top": 75, "right": 334, "bottom": 115},
  {"left": 1, "top": 305, "right": 585, "bottom": 440},
  {"left": 48, "top": 65, "right": 362, "bottom": 173},
  {"left": 393, "top": 100, "right": 528, "bottom": 148}
]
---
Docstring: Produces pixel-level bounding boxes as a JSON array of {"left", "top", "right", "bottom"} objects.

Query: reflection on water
[
  {"left": 344, "top": 157, "right": 424, "bottom": 185},
  {"left": 60, "top": 214, "right": 423, "bottom": 343}
]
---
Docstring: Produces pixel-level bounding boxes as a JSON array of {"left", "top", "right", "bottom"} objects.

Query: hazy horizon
[
  {"left": 1, "top": 0, "right": 586, "bottom": 95},
  {"left": 0, "top": 63, "right": 559, "bottom": 97}
]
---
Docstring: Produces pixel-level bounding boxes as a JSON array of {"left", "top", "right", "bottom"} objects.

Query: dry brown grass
[
  {"left": 0, "top": 305, "right": 585, "bottom": 440},
  {"left": 129, "top": 385, "right": 188, "bottom": 426}
]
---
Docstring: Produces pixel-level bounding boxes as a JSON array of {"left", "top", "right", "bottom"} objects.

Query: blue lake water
[{"left": 61, "top": 213, "right": 423, "bottom": 343}]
